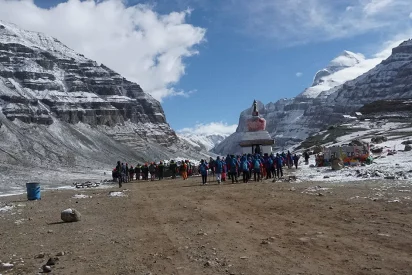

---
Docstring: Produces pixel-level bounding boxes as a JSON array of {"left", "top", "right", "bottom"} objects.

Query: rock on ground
[{"left": 61, "top": 208, "right": 81, "bottom": 222}]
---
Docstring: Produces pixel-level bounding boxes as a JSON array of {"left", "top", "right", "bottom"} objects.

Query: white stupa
[{"left": 239, "top": 100, "right": 275, "bottom": 155}]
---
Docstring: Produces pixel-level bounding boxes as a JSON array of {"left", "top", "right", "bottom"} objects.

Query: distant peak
[
  {"left": 328, "top": 50, "right": 364, "bottom": 69},
  {"left": 306, "top": 50, "right": 366, "bottom": 92},
  {"left": 341, "top": 50, "right": 357, "bottom": 56}
]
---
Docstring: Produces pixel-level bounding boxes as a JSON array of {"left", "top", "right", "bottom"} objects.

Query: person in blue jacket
[
  {"left": 248, "top": 156, "right": 253, "bottom": 178},
  {"left": 215, "top": 156, "right": 223, "bottom": 184},
  {"left": 275, "top": 153, "right": 283, "bottom": 178},
  {"left": 265, "top": 157, "right": 273, "bottom": 179},
  {"left": 229, "top": 156, "right": 239, "bottom": 183},
  {"left": 240, "top": 156, "right": 250, "bottom": 183},
  {"left": 199, "top": 159, "right": 208, "bottom": 185},
  {"left": 252, "top": 157, "right": 261, "bottom": 182}
]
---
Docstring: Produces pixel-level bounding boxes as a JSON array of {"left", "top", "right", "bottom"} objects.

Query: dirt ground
[{"left": 1, "top": 175, "right": 412, "bottom": 275}]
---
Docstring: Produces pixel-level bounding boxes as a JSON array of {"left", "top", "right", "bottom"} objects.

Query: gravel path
[{"left": 1, "top": 176, "right": 412, "bottom": 274}]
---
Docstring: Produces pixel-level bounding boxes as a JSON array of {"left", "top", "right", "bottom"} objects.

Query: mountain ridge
[
  {"left": 178, "top": 133, "right": 228, "bottom": 151},
  {"left": 213, "top": 40, "right": 412, "bottom": 155},
  {"left": 0, "top": 20, "right": 207, "bottom": 174}
]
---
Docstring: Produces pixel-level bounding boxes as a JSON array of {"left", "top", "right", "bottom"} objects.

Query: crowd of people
[
  {"left": 112, "top": 160, "right": 195, "bottom": 188},
  {"left": 112, "top": 151, "right": 306, "bottom": 187},
  {"left": 198, "top": 151, "right": 302, "bottom": 185}
]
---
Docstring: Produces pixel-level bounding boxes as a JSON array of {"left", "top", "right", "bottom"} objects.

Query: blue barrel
[{"left": 26, "top": 182, "right": 41, "bottom": 200}]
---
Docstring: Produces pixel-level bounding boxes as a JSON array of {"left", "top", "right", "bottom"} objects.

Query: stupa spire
[
  {"left": 240, "top": 99, "right": 275, "bottom": 153},
  {"left": 252, "top": 100, "right": 259, "bottom": 116},
  {"left": 246, "top": 100, "right": 266, "bottom": 132}
]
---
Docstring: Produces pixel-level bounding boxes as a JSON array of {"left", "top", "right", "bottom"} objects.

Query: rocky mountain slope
[
  {"left": 213, "top": 41, "right": 412, "bottom": 155},
  {"left": 324, "top": 40, "right": 412, "bottom": 107},
  {"left": 0, "top": 20, "right": 205, "bottom": 174},
  {"left": 178, "top": 133, "right": 227, "bottom": 151}
]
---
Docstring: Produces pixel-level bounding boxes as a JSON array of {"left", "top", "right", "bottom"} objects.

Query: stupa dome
[
  {"left": 246, "top": 100, "right": 267, "bottom": 132},
  {"left": 247, "top": 116, "right": 266, "bottom": 131}
]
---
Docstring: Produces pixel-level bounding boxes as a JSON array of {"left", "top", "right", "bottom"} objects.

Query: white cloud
[
  {"left": 363, "top": 0, "right": 394, "bottom": 15},
  {"left": 0, "top": 0, "right": 205, "bottom": 102},
  {"left": 167, "top": 88, "right": 196, "bottom": 98},
  {"left": 295, "top": 72, "right": 303, "bottom": 77},
  {"left": 409, "top": 12, "right": 412, "bottom": 19},
  {"left": 227, "top": 0, "right": 412, "bottom": 45},
  {"left": 178, "top": 122, "right": 237, "bottom": 136}
]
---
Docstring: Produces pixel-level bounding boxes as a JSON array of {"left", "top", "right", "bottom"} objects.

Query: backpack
[
  {"left": 242, "top": 161, "right": 248, "bottom": 171},
  {"left": 216, "top": 161, "right": 223, "bottom": 171},
  {"left": 254, "top": 159, "right": 260, "bottom": 170},
  {"left": 199, "top": 164, "right": 207, "bottom": 174},
  {"left": 276, "top": 157, "right": 283, "bottom": 166},
  {"left": 230, "top": 159, "right": 237, "bottom": 172}
]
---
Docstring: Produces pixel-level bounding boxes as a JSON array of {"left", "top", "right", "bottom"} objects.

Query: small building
[
  {"left": 239, "top": 100, "right": 275, "bottom": 155},
  {"left": 239, "top": 131, "right": 274, "bottom": 155}
]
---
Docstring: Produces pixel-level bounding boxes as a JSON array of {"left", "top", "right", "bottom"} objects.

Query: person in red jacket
[{"left": 222, "top": 158, "right": 227, "bottom": 182}]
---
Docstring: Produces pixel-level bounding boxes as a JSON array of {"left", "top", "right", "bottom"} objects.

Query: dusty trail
[{"left": 1, "top": 176, "right": 412, "bottom": 274}]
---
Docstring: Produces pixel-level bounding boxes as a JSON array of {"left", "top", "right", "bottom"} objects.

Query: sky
[{"left": 0, "top": 0, "right": 411, "bottom": 136}]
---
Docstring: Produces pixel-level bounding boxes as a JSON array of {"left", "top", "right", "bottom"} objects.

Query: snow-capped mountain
[
  {"left": 0, "top": 20, "right": 206, "bottom": 172},
  {"left": 313, "top": 51, "right": 364, "bottom": 83},
  {"left": 299, "top": 50, "right": 376, "bottom": 98},
  {"left": 213, "top": 41, "right": 412, "bottom": 155},
  {"left": 178, "top": 133, "right": 228, "bottom": 151},
  {"left": 325, "top": 40, "right": 412, "bottom": 107}
]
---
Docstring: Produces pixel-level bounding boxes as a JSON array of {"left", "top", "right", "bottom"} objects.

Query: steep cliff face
[
  {"left": 325, "top": 40, "right": 412, "bottom": 109},
  {"left": 214, "top": 41, "right": 412, "bottom": 155},
  {"left": 0, "top": 21, "right": 203, "bottom": 170},
  {"left": 0, "top": 21, "right": 170, "bottom": 129}
]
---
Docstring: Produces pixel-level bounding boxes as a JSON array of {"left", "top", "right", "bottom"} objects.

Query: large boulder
[
  {"left": 405, "top": 144, "right": 412, "bottom": 152},
  {"left": 350, "top": 139, "right": 367, "bottom": 146},
  {"left": 313, "top": 145, "right": 323, "bottom": 154},
  {"left": 402, "top": 140, "right": 412, "bottom": 145},
  {"left": 371, "top": 136, "right": 388, "bottom": 144},
  {"left": 61, "top": 208, "right": 81, "bottom": 222},
  {"left": 331, "top": 157, "right": 344, "bottom": 171},
  {"left": 371, "top": 147, "right": 383, "bottom": 154}
]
